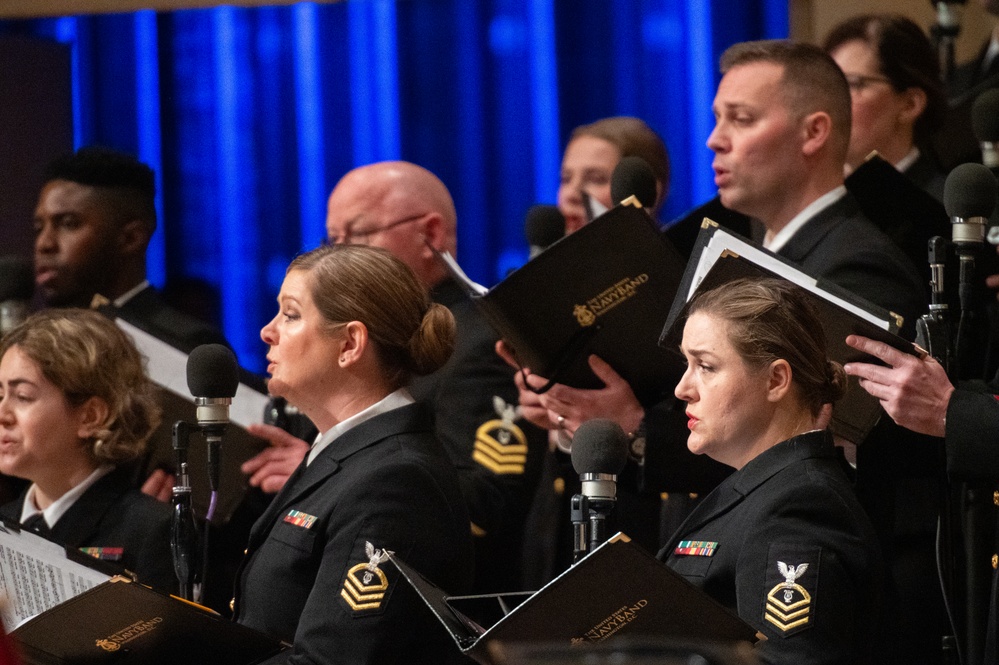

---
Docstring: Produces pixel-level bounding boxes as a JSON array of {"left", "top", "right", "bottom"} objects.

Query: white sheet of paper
[{"left": 0, "top": 523, "right": 110, "bottom": 630}]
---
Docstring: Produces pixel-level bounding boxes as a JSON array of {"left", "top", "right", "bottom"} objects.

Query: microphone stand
[
  {"left": 930, "top": 1, "right": 962, "bottom": 84},
  {"left": 171, "top": 421, "right": 200, "bottom": 601},
  {"left": 571, "top": 473, "right": 618, "bottom": 564},
  {"left": 570, "top": 494, "right": 589, "bottom": 564}
]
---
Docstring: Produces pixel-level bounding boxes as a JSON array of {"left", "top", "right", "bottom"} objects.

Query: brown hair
[
  {"left": 686, "top": 278, "right": 846, "bottom": 416},
  {"left": 0, "top": 309, "right": 162, "bottom": 464},
  {"left": 288, "top": 244, "right": 456, "bottom": 387},
  {"left": 721, "top": 40, "right": 852, "bottom": 159},
  {"left": 569, "top": 116, "right": 671, "bottom": 208},
  {"left": 823, "top": 14, "right": 945, "bottom": 145}
]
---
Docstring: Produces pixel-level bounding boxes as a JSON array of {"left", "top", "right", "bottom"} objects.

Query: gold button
[
  {"left": 229, "top": 598, "right": 235, "bottom": 612},
  {"left": 244, "top": 548, "right": 249, "bottom": 555},
  {"left": 992, "top": 555, "right": 998, "bottom": 570},
  {"left": 993, "top": 491, "right": 999, "bottom": 507}
]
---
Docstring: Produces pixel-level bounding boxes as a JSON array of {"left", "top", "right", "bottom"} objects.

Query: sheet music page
[
  {"left": 116, "top": 319, "right": 270, "bottom": 427},
  {"left": 691, "top": 230, "right": 890, "bottom": 329},
  {"left": 437, "top": 251, "right": 488, "bottom": 296},
  {"left": 0, "top": 523, "right": 110, "bottom": 630}
]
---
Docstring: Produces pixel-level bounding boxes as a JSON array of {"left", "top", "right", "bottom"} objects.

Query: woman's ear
[
  {"left": 899, "top": 87, "right": 928, "bottom": 126},
  {"left": 76, "top": 396, "right": 110, "bottom": 440},
  {"left": 766, "top": 359, "right": 793, "bottom": 403},
  {"left": 338, "top": 321, "right": 370, "bottom": 368}
]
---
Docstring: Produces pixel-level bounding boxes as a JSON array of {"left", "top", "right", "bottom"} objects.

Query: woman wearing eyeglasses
[{"left": 824, "top": 14, "right": 948, "bottom": 200}]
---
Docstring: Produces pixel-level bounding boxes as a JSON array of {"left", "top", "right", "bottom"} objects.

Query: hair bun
[
  {"left": 406, "top": 303, "right": 456, "bottom": 376},
  {"left": 824, "top": 359, "right": 847, "bottom": 404}
]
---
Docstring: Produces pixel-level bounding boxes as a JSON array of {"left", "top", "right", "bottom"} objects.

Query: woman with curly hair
[{"left": 0, "top": 308, "right": 174, "bottom": 592}]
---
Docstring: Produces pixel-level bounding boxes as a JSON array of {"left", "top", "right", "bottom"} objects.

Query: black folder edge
[
  {"left": 434, "top": 202, "right": 685, "bottom": 399},
  {"left": 660, "top": 219, "right": 918, "bottom": 443},
  {"left": 11, "top": 577, "right": 288, "bottom": 664},
  {"left": 661, "top": 218, "right": 907, "bottom": 346},
  {"left": 389, "top": 533, "right": 756, "bottom": 665}
]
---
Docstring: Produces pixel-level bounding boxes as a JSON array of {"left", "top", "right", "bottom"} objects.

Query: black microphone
[
  {"left": 944, "top": 162, "right": 998, "bottom": 249},
  {"left": 524, "top": 204, "right": 565, "bottom": 258},
  {"left": 186, "top": 344, "right": 239, "bottom": 493},
  {"left": 610, "top": 156, "right": 658, "bottom": 210},
  {"left": 570, "top": 419, "right": 629, "bottom": 560},
  {"left": 0, "top": 256, "right": 33, "bottom": 336},
  {"left": 972, "top": 89, "right": 999, "bottom": 170}
]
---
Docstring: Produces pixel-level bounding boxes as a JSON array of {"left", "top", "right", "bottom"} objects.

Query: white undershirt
[
  {"left": 895, "top": 147, "right": 920, "bottom": 174},
  {"left": 764, "top": 186, "right": 848, "bottom": 253},
  {"left": 307, "top": 388, "right": 415, "bottom": 465},
  {"left": 19, "top": 465, "right": 114, "bottom": 529},
  {"left": 113, "top": 280, "right": 150, "bottom": 307}
]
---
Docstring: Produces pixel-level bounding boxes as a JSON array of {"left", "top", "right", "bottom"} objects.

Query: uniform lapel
[
  {"left": 662, "top": 433, "right": 831, "bottom": 555},
  {"left": 247, "top": 403, "right": 430, "bottom": 546},
  {"left": 49, "top": 467, "right": 127, "bottom": 547}
]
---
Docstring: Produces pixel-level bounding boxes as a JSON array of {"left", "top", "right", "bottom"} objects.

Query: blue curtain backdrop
[{"left": 0, "top": 0, "right": 787, "bottom": 373}]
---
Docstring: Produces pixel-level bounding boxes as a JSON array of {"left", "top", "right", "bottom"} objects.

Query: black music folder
[
  {"left": 662, "top": 219, "right": 916, "bottom": 444},
  {"left": 390, "top": 533, "right": 756, "bottom": 665},
  {"left": 440, "top": 201, "right": 686, "bottom": 401},
  {"left": 12, "top": 577, "right": 287, "bottom": 665}
]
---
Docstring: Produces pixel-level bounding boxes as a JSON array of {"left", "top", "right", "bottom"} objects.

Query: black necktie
[{"left": 22, "top": 514, "right": 51, "bottom": 537}]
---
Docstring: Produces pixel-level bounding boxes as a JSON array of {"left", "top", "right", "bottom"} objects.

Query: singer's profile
[
  {"left": 231, "top": 244, "right": 472, "bottom": 664},
  {"left": 658, "top": 278, "right": 882, "bottom": 665},
  {"left": 0, "top": 309, "right": 176, "bottom": 592}
]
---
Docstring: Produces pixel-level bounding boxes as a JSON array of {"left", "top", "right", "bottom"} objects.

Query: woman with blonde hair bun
[
  {"left": 0, "top": 308, "right": 175, "bottom": 591},
  {"left": 660, "top": 278, "right": 883, "bottom": 665},
  {"left": 232, "top": 244, "right": 473, "bottom": 664}
]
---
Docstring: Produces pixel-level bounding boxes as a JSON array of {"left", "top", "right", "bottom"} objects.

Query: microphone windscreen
[
  {"left": 187, "top": 344, "right": 239, "bottom": 398},
  {"left": 571, "top": 419, "right": 630, "bottom": 475},
  {"left": 972, "top": 89, "right": 999, "bottom": 143},
  {"left": 524, "top": 205, "right": 566, "bottom": 248},
  {"left": 610, "top": 156, "right": 658, "bottom": 209},
  {"left": 0, "top": 256, "right": 34, "bottom": 302},
  {"left": 944, "top": 162, "right": 998, "bottom": 219}
]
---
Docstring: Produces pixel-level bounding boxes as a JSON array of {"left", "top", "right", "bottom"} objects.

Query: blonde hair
[
  {"left": 0, "top": 309, "right": 161, "bottom": 464},
  {"left": 686, "top": 278, "right": 846, "bottom": 416},
  {"left": 569, "top": 116, "right": 670, "bottom": 208},
  {"left": 288, "top": 244, "right": 456, "bottom": 387}
]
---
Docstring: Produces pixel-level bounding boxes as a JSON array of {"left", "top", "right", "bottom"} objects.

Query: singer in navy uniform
[
  {"left": 32, "top": 147, "right": 228, "bottom": 355},
  {"left": 233, "top": 244, "right": 473, "bottom": 664},
  {"left": 244, "top": 161, "right": 545, "bottom": 593},
  {"left": 0, "top": 309, "right": 176, "bottom": 592},
  {"left": 660, "top": 279, "right": 882, "bottom": 665}
]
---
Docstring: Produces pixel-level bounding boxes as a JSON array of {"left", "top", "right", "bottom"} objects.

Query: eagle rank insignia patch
[
  {"left": 341, "top": 541, "right": 394, "bottom": 614},
  {"left": 764, "top": 545, "right": 819, "bottom": 637},
  {"left": 473, "top": 396, "right": 528, "bottom": 475}
]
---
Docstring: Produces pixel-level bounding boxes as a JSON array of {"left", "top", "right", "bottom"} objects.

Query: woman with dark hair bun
[
  {"left": 0, "top": 309, "right": 175, "bottom": 592},
  {"left": 232, "top": 243, "right": 473, "bottom": 664},
  {"left": 824, "top": 13, "right": 948, "bottom": 199},
  {"left": 660, "top": 278, "right": 882, "bottom": 665}
]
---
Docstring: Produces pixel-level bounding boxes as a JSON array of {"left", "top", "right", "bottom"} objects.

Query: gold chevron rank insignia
[
  {"left": 763, "top": 546, "right": 819, "bottom": 637},
  {"left": 472, "top": 396, "right": 528, "bottom": 474},
  {"left": 340, "top": 541, "right": 394, "bottom": 612}
]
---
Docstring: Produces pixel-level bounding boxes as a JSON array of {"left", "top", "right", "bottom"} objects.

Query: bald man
[{"left": 245, "top": 161, "right": 545, "bottom": 593}]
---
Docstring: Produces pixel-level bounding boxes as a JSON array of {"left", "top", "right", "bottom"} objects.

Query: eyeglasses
[
  {"left": 325, "top": 212, "right": 427, "bottom": 246},
  {"left": 844, "top": 74, "right": 892, "bottom": 93}
]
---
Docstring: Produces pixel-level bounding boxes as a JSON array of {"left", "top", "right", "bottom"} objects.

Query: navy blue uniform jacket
[
  {"left": 232, "top": 403, "right": 474, "bottom": 665},
  {"left": 658, "top": 431, "right": 883, "bottom": 665}
]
